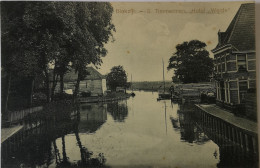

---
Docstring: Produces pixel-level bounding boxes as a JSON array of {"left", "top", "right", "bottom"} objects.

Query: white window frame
[{"left": 238, "top": 79, "right": 248, "bottom": 104}]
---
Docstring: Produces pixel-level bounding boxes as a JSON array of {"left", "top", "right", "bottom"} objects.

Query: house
[
  {"left": 211, "top": 3, "right": 256, "bottom": 120},
  {"left": 50, "top": 67, "right": 107, "bottom": 96}
]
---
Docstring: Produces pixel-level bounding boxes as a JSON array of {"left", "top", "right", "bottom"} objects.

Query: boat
[{"left": 157, "top": 59, "right": 171, "bottom": 101}]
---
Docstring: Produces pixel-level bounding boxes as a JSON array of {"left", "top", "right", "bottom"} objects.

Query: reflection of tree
[
  {"left": 8, "top": 134, "right": 54, "bottom": 167},
  {"left": 4, "top": 101, "right": 110, "bottom": 168},
  {"left": 175, "top": 103, "right": 210, "bottom": 144},
  {"left": 79, "top": 103, "right": 107, "bottom": 133},
  {"left": 73, "top": 122, "right": 108, "bottom": 167},
  {"left": 56, "top": 136, "right": 71, "bottom": 167},
  {"left": 53, "top": 140, "right": 61, "bottom": 164},
  {"left": 107, "top": 101, "right": 128, "bottom": 122}
]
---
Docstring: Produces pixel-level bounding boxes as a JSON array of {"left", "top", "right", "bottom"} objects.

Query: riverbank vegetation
[
  {"left": 106, "top": 66, "right": 128, "bottom": 91},
  {"left": 131, "top": 81, "right": 173, "bottom": 91}
]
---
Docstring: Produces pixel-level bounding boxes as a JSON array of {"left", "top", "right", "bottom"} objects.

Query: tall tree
[
  {"left": 71, "top": 2, "right": 115, "bottom": 98},
  {"left": 1, "top": 2, "right": 115, "bottom": 114},
  {"left": 1, "top": 2, "right": 43, "bottom": 115},
  {"left": 167, "top": 40, "right": 213, "bottom": 83},
  {"left": 106, "top": 66, "right": 127, "bottom": 91}
]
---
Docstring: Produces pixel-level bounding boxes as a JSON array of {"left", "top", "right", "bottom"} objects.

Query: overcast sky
[{"left": 98, "top": 1, "right": 248, "bottom": 81}]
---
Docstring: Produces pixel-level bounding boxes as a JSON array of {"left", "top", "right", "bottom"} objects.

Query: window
[
  {"left": 220, "top": 81, "right": 225, "bottom": 101},
  {"left": 225, "top": 82, "right": 229, "bottom": 102},
  {"left": 237, "top": 54, "right": 247, "bottom": 71},
  {"left": 239, "top": 81, "right": 248, "bottom": 103}
]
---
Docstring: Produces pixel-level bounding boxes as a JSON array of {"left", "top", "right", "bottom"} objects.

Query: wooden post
[
  {"left": 223, "top": 123, "right": 226, "bottom": 138},
  {"left": 237, "top": 130, "right": 240, "bottom": 145},
  {"left": 212, "top": 118, "right": 215, "bottom": 132},
  {"left": 245, "top": 134, "right": 249, "bottom": 152},
  {"left": 232, "top": 127, "right": 235, "bottom": 143},
  {"left": 217, "top": 120, "right": 220, "bottom": 135},
  {"left": 252, "top": 136, "right": 257, "bottom": 154}
]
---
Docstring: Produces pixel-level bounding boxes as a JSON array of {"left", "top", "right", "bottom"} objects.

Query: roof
[
  {"left": 213, "top": 3, "right": 255, "bottom": 52},
  {"left": 49, "top": 67, "right": 105, "bottom": 82}
]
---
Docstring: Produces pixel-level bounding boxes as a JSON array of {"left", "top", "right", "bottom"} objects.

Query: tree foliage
[
  {"left": 1, "top": 1, "right": 115, "bottom": 112},
  {"left": 106, "top": 66, "right": 127, "bottom": 91},
  {"left": 167, "top": 40, "right": 213, "bottom": 83}
]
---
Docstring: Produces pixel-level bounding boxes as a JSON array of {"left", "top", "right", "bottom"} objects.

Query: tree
[
  {"left": 167, "top": 40, "right": 213, "bottom": 83},
  {"left": 2, "top": 2, "right": 115, "bottom": 104},
  {"left": 106, "top": 66, "right": 127, "bottom": 91},
  {"left": 1, "top": 2, "right": 45, "bottom": 115},
  {"left": 71, "top": 2, "right": 115, "bottom": 98}
]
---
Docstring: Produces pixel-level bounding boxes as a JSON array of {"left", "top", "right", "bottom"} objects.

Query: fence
[{"left": 8, "top": 106, "right": 43, "bottom": 123}]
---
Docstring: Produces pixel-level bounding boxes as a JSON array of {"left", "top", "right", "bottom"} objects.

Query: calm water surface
[{"left": 3, "top": 91, "right": 256, "bottom": 168}]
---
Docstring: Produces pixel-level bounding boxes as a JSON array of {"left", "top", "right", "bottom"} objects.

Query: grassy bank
[{"left": 131, "top": 81, "right": 173, "bottom": 91}]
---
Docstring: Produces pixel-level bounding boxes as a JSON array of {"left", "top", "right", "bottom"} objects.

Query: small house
[{"left": 50, "top": 67, "right": 107, "bottom": 96}]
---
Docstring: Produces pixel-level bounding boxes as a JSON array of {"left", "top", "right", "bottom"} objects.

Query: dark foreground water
[{"left": 2, "top": 91, "right": 258, "bottom": 168}]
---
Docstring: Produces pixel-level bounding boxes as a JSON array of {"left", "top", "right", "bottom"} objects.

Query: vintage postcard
[{"left": 1, "top": 1, "right": 258, "bottom": 168}]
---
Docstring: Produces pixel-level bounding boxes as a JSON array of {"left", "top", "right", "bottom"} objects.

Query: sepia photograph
[{"left": 1, "top": 1, "right": 258, "bottom": 168}]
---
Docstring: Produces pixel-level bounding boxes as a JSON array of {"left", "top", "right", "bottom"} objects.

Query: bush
[
  {"left": 81, "top": 91, "right": 91, "bottom": 97},
  {"left": 53, "top": 92, "right": 73, "bottom": 100}
]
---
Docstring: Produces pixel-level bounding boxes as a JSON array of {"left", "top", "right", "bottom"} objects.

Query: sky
[{"left": 98, "top": 1, "right": 249, "bottom": 82}]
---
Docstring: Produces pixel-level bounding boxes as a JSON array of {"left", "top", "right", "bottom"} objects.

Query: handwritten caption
[{"left": 115, "top": 8, "right": 230, "bottom": 15}]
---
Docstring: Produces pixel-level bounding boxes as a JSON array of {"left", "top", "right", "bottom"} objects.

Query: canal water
[{"left": 2, "top": 91, "right": 258, "bottom": 168}]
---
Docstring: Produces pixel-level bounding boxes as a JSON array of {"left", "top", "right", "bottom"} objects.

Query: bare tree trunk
[
  {"left": 44, "top": 69, "right": 50, "bottom": 103},
  {"left": 51, "top": 62, "right": 59, "bottom": 101},
  {"left": 73, "top": 71, "right": 81, "bottom": 100},
  {"left": 51, "top": 73, "right": 58, "bottom": 102},
  {"left": 60, "top": 73, "right": 64, "bottom": 94}
]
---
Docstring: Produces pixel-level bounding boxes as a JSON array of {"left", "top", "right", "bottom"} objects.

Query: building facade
[
  {"left": 211, "top": 3, "right": 256, "bottom": 119},
  {"left": 51, "top": 67, "right": 107, "bottom": 96}
]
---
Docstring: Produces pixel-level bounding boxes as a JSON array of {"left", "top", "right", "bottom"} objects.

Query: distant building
[
  {"left": 50, "top": 67, "right": 107, "bottom": 96},
  {"left": 211, "top": 3, "right": 256, "bottom": 120}
]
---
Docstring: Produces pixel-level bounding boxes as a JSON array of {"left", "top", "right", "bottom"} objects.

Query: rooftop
[
  {"left": 213, "top": 3, "right": 255, "bottom": 52},
  {"left": 49, "top": 67, "right": 105, "bottom": 82}
]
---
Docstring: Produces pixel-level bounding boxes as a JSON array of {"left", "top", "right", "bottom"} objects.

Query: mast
[
  {"left": 131, "top": 74, "right": 133, "bottom": 92},
  {"left": 162, "top": 59, "right": 165, "bottom": 94},
  {"left": 164, "top": 101, "right": 167, "bottom": 134}
]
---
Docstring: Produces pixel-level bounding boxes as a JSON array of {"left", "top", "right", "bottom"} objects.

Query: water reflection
[
  {"left": 170, "top": 102, "right": 258, "bottom": 168},
  {"left": 170, "top": 102, "right": 210, "bottom": 144},
  {"left": 2, "top": 102, "right": 109, "bottom": 168},
  {"left": 2, "top": 92, "right": 258, "bottom": 168},
  {"left": 79, "top": 103, "right": 107, "bottom": 133},
  {"left": 107, "top": 101, "right": 128, "bottom": 122}
]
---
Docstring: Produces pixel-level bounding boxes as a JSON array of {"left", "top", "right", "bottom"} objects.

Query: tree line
[{"left": 1, "top": 2, "right": 115, "bottom": 117}]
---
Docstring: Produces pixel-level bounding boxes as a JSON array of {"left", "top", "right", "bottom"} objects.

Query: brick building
[{"left": 211, "top": 3, "right": 256, "bottom": 120}]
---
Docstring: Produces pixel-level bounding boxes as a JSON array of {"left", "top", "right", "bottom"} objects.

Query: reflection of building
[
  {"left": 79, "top": 103, "right": 107, "bottom": 133},
  {"left": 217, "top": 145, "right": 257, "bottom": 168},
  {"left": 107, "top": 101, "right": 128, "bottom": 122},
  {"left": 211, "top": 3, "right": 256, "bottom": 120},
  {"left": 50, "top": 67, "right": 107, "bottom": 96},
  {"left": 176, "top": 103, "right": 209, "bottom": 144}
]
